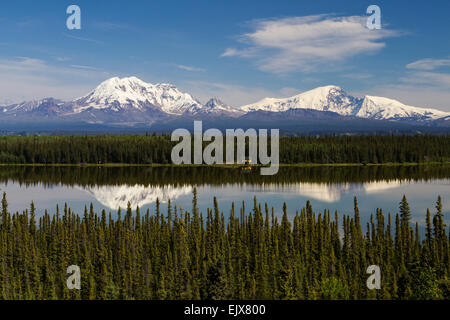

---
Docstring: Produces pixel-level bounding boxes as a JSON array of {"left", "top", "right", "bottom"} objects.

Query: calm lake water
[{"left": 0, "top": 166, "right": 448, "bottom": 229}]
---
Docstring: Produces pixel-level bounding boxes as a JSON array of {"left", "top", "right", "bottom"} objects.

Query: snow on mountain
[
  {"left": 254, "top": 180, "right": 402, "bottom": 202},
  {"left": 73, "top": 76, "right": 203, "bottom": 115},
  {"left": 0, "top": 76, "right": 245, "bottom": 122},
  {"left": 1, "top": 77, "right": 448, "bottom": 124},
  {"left": 241, "top": 85, "right": 361, "bottom": 116},
  {"left": 83, "top": 180, "right": 401, "bottom": 208},
  {"left": 356, "top": 95, "right": 449, "bottom": 121},
  {"left": 240, "top": 85, "right": 450, "bottom": 121},
  {"left": 3, "top": 98, "right": 62, "bottom": 114},
  {"left": 70, "top": 76, "right": 244, "bottom": 118},
  {"left": 81, "top": 184, "right": 193, "bottom": 209},
  {"left": 1, "top": 98, "right": 66, "bottom": 118},
  {"left": 0, "top": 98, "right": 15, "bottom": 107},
  {"left": 200, "top": 98, "right": 244, "bottom": 117}
]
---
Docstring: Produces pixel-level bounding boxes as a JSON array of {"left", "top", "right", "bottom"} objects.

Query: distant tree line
[
  {"left": 0, "top": 190, "right": 448, "bottom": 300},
  {"left": 0, "top": 164, "right": 449, "bottom": 188},
  {"left": 0, "top": 134, "right": 449, "bottom": 164}
]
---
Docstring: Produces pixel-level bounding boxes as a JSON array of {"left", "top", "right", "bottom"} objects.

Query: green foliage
[
  {"left": 320, "top": 277, "right": 346, "bottom": 300},
  {"left": 0, "top": 134, "right": 449, "bottom": 165},
  {"left": 0, "top": 191, "right": 448, "bottom": 300},
  {"left": 409, "top": 263, "right": 443, "bottom": 300}
]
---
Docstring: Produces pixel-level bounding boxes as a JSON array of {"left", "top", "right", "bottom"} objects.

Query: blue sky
[{"left": 0, "top": 0, "right": 449, "bottom": 110}]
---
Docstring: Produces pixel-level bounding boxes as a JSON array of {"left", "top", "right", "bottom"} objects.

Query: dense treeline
[
  {"left": 279, "top": 134, "right": 450, "bottom": 164},
  {"left": 0, "top": 134, "right": 449, "bottom": 164},
  {"left": 0, "top": 190, "right": 448, "bottom": 300},
  {"left": 1, "top": 164, "right": 449, "bottom": 188}
]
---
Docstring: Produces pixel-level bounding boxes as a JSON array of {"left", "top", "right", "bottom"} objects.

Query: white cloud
[
  {"left": 400, "top": 71, "right": 450, "bottom": 87},
  {"left": 342, "top": 73, "right": 373, "bottom": 80},
  {"left": 220, "top": 48, "right": 255, "bottom": 58},
  {"left": 222, "top": 15, "right": 398, "bottom": 73},
  {"left": 70, "top": 64, "right": 103, "bottom": 71},
  {"left": 390, "top": 71, "right": 450, "bottom": 111},
  {"left": 55, "top": 57, "right": 71, "bottom": 62},
  {"left": 365, "top": 58, "right": 450, "bottom": 112},
  {"left": 176, "top": 64, "right": 205, "bottom": 72},
  {"left": 0, "top": 57, "right": 109, "bottom": 103},
  {"left": 182, "top": 80, "right": 301, "bottom": 107},
  {"left": 0, "top": 57, "right": 47, "bottom": 72},
  {"left": 221, "top": 48, "right": 239, "bottom": 57},
  {"left": 406, "top": 58, "right": 450, "bottom": 71},
  {"left": 92, "top": 21, "right": 138, "bottom": 32},
  {"left": 400, "top": 58, "right": 450, "bottom": 110},
  {"left": 62, "top": 33, "right": 104, "bottom": 44},
  {"left": 368, "top": 84, "right": 450, "bottom": 112}
]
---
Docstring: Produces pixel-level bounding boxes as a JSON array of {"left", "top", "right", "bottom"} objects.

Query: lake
[{"left": 0, "top": 165, "right": 448, "bottom": 230}]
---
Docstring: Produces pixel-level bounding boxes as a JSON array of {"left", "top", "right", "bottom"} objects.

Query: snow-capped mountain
[
  {"left": 83, "top": 180, "right": 402, "bottom": 208},
  {"left": 0, "top": 77, "right": 449, "bottom": 128},
  {"left": 0, "top": 98, "right": 15, "bottom": 107},
  {"left": 200, "top": 98, "right": 244, "bottom": 117},
  {"left": 0, "top": 98, "right": 68, "bottom": 119},
  {"left": 240, "top": 85, "right": 449, "bottom": 121},
  {"left": 241, "top": 86, "right": 360, "bottom": 116},
  {"left": 254, "top": 180, "right": 402, "bottom": 203},
  {"left": 356, "top": 95, "right": 449, "bottom": 120},
  {"left": 69, "top": 77, "right": 243, "bottom": 118},
  {"left": 2, "top": 98, "right": 66, "bottom": 116},
  {"left": 81, "top": 184, "right": 193, "bottom": 209},
  {"left": 72, "top": 76, "right": 204, "bottom": 115},
  {"left": 0, "top": 77, "right": 243, "bottom": 123}
]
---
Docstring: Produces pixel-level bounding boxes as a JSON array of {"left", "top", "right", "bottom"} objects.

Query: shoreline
[{"left": 0, "top": 161, "right": 448, "bottom": 168}]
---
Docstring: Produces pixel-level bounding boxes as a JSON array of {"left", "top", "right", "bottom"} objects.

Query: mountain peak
[
  {"left": 312, "top": 84, "right": 343, "bottom": 91},
  {"left": 205, "top": 98, "right": 226, "bottom": 108},
  {"left": 241, "top": 85, "right": 449, "bottom": 121},
  {"left": 199, "top": 97, "right": 244, "bottom": 117},
  {"left": 295, "top": 85, "right": 346, "bottom": 98},
  {"left": 101, "top": 76, "right": 143, "bottom": 83},
  {"left": 74, "top": 76, "right": 202, "bottom": 115},
  {"left": 93, "top": 76, "right": 149, "bottom": 96},
  {"left": 241, "top": 84, "right": 355, "bottom": 114},
  {"left": 357, "top": 95, "right": 449, "bottom": 120},
  {"left": 2, "top": 77, "right": 449, "bottom": 125}
]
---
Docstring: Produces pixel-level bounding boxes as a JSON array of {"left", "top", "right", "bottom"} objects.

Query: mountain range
[
  {"left": 1, "top": 76, "right": 449, "bottom": 133},
  {"left": 77, "top": 180, "right": 403, "bottom": 209}
]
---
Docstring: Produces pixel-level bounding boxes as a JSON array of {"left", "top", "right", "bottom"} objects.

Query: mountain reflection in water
[{"left": 0, "top": 166, "right": 448, "bottom": 229}]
